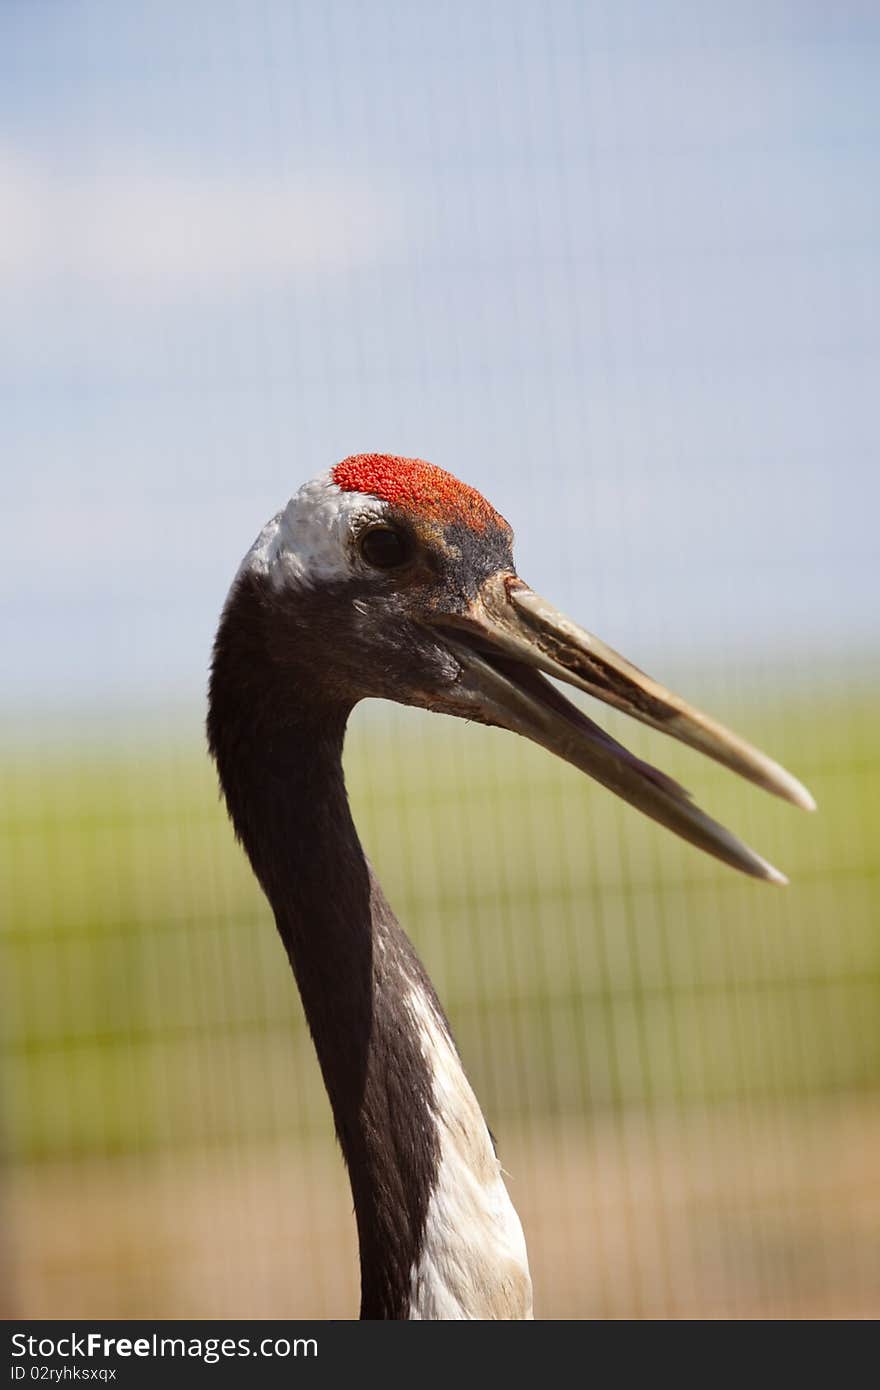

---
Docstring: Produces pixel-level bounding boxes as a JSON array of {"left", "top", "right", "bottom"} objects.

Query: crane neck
[{"left": 207, "top": 572, "right": 532, "bottom": 1319}]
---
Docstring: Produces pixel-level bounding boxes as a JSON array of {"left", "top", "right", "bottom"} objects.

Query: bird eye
[{"left": 358, "top": 526, "right": 410, "bottom": 569}]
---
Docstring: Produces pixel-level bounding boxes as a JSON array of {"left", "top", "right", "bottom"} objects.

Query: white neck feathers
[{"left": 405, "top": 986, "right": 533, "bottom": 1320}]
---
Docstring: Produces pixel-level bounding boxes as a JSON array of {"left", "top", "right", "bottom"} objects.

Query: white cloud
[{"left": 0, "top": 148, "right": 401, "bottom": 299}]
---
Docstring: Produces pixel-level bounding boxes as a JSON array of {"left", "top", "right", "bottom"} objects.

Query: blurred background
[{"left": 2, "top": 0, "right": 878, "bottom": 1319}]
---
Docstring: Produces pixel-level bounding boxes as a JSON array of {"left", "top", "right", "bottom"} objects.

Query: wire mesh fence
[
  {"left": 2, "top": 1, "right": 878, "bottom": 1319},
  {"left": 3, "top": 684, "right": 878, "bottom": 1317}
]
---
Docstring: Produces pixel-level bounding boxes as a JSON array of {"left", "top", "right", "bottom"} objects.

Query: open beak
[{"left": 431, "top": 573, "right": 815, "bottom": 884}]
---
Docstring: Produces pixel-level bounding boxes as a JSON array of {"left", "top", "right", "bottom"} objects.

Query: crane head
[{"left": 233, "top": 453, "right": 815, "bottom": 882}]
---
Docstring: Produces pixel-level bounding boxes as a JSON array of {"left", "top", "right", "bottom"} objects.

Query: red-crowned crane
[{"left": 207, "top": 453, "right": 814, "bottom": 1320}]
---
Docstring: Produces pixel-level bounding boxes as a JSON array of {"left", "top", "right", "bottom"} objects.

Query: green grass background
[{"left": 3, "top": 679, "right": 878, "bottom": 1166}]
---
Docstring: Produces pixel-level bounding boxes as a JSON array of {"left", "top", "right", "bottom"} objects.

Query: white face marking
[
  {"left": 238, "top": 469, "right": 389, "bottom": 589},
  {"left": 406, "top": 987, "right": 533, "bottom": 1320}
]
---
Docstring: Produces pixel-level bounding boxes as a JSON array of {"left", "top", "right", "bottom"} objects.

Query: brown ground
[{"left": 5, "top": 1097, "right": 879, "bottom": 1320}]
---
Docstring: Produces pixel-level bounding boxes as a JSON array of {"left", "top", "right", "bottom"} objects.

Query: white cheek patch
[{"left": 238, "top": 470, "right": 388, "bottom": 589}]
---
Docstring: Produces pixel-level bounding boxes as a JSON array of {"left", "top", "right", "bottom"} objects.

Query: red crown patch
[{"left": 332, "top": 454, "right": 507, "bottom": 533}]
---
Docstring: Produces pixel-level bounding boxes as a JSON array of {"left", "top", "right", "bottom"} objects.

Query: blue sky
[{"left": 2, "top": 1, "right": 878, "bottom": 709}]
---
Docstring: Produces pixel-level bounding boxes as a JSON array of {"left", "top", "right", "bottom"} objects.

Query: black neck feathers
[{"left": 207, "top": 572, "right": 442, "bottom": 1319}]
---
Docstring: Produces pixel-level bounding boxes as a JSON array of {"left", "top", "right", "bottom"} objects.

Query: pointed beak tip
[
  {"left": 761, "top": 765, "right": 816, "bottom": 814},
  {"left": 787, "top": 781, "right": 818, "bottom": 814},
  {"left": 764, "top": 864, "right": 790, "bottom": 887}
]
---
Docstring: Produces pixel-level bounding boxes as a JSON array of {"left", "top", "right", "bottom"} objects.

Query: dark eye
[{"left": 359, "top": 526, "right": 410, "bottom": 569}]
